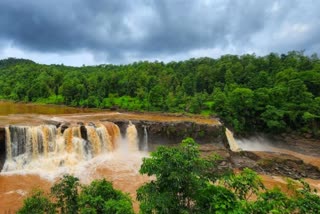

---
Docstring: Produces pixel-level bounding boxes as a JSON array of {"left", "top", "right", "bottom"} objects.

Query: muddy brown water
[
  {"left": 0, "top": 101, "right": 99, "bottom": 115},
  {"left": 0, "top": 101, "right": 217, "bottom": 212}
]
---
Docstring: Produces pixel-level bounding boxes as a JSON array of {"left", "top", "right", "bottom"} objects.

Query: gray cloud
[{"left": 0, "top": 0, "right": 319, "bottom": 65}]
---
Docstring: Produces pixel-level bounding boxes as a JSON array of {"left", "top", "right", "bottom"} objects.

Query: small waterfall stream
[
  {"left": 225, "top": 128, "right": 241, "bottom": 152},
  {"left": 126, "top": 121, "right": 139, "bottom": 152},
  {"left": 142, "top": 125, "right": 149, "bottom": 151}
]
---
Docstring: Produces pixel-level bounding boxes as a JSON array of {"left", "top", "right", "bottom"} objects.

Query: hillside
[{"left": 0, "top": 51, "right": 319, "bottom": 136}]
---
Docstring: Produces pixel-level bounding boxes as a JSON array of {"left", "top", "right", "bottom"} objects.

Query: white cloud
[
  {"left": 0, "top": 42, "right": 102, "bottom": 66},
  {"left": 0, "top": 0, "right": 319, "bottom": 65}
]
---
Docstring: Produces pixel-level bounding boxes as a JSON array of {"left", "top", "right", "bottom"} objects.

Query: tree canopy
[
  {"left": 18, "top": 175, "right": 134, "bottom": 214},
  {"left": 0, "top": 51, "right": 319, "bottom": 136}
]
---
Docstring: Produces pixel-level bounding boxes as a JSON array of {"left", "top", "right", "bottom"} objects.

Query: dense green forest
[
  {"left": 0, "top": 51, "right": 319, "bottom": 136},
  {"left": 19, "top": 139, "right": 320, "bottom": 213}
]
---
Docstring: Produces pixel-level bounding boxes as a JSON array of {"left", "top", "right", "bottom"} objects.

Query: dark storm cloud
[{"left": 0, "top": 0, "right": 319, "bottom": 64}]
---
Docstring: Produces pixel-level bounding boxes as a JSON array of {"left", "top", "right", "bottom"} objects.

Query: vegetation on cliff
[
  {"left": 19, "top": 139, "right": 320, "bottom": 213},
  {"left": 18, "top": 175, "right": 134, "bottom": 214},
  {"left": 0, "top": 51, "right": 319, "bottom": 136}
]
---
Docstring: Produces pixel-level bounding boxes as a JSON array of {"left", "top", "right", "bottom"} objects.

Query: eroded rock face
[
  {"left": 0, "top": 127, "right": 5, "bottom": 171},
  {"left": 251, "top": 152, "right": 320, "bottom": 179},
  {"left": 110, "top": 120, "right": 225, "bottom": 145},
  {"left": 199, "top": 144, "right": 320, "bottom": 180}
]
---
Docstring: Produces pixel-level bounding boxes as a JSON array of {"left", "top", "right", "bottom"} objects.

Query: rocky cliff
[
  {"left": 0, "top": 127, "right": 5, "bottom": 171},
  {"left": 108, "top": 119, "right": 226, "bottom": 145}
]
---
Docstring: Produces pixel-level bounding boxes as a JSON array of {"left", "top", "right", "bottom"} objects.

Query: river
[
  {"left": 0, "top": 101, "right": 319, "bottom": 212},
  {"left": 0, "top": 101, "right": 219, "bottom": 212}
]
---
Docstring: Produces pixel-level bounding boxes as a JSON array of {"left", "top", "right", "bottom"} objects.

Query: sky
[{"left": 0, "top": 0, "right": 319, "bottom": 66}]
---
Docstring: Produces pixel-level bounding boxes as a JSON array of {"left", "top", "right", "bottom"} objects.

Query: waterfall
[
  {"left": 63, "top": 127, "right": 73, "bottom": 153},
  {"left": 142, "top": 125, "right": 149, "bottom": 151},
  {"left": 5, "top": 127, "right": 12, "bottom": 160},
  {"left": 86, "top": 126, "right": 102, "bottom": 156},
  {"left": 7, "top": 126, "right": 28, "bottom": 159},
  {"left": 103, "top": 122, "right": 120, "bottom": 151},
  {"left": 1, "top": 122, "right": 122, "bottom": 172},
  {"left": 225, "top": 128, "right": 241, "bottom": 152},
  {"left": 126, "top": 121, "right": 138, "bottom": 152},
  {"left": 72, "top": 126, "right": 81, "bottom": 138}
]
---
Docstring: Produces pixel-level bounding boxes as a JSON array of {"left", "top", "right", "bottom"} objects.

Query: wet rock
[
  {"left": 88, "top": 122, "right": 96, "bottom": 127},
  {"left": 44, "top": 120, "right": 61, "bottom": 127},
  {"left": 252, "top": 152, "right": 320, "bottom": 179},
  {"left": 110, "top": 106, "right": 118, "bottom": 111},
  {"left": 110, "top": 119, "right": 224, "bottom": 145},
  {"left": 77, "top": 122, "right": 84, "bottom": 126},
  {"left": 219, "top": 149, "right": 320, "bottom": 180},
  {"left": 0, "top": 127, "right": 5, "bottom": 171},
  {"left": 60, "top": 124, "right": 69, "bottom": 134},
  {"left": 80, "top": 125, "right": 88, "bottom": 141}
]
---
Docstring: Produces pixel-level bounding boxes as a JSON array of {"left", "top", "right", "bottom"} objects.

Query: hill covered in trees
[{"left": 0, "top": 51, "right": 319, "bottom": 136}]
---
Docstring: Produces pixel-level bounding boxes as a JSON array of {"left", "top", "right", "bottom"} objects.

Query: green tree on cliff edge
[{"left": 137, "top": 138, "right": 320, "bottom": 214}]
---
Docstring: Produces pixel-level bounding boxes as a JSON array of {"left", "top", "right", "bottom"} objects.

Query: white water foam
[{"left": 1, "top": 122, "right": 148, "bottom": 183}]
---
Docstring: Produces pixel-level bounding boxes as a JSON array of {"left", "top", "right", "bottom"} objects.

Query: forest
[{"left": 0, "top": 51, "right": 319, "bottom": 136}]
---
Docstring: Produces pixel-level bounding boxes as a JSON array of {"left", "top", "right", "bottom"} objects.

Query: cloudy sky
[{"left": 0, "top": 0, "right": 319, "bottom": 66}]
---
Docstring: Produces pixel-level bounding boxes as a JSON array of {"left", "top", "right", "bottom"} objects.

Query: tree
[
  {"left": 291, "top": 180, "right": 320, "bottom": 214},
  {"left": 246, "top": 188, "right": 294, "bottom": 214},
  {"left": 18, "top": 175, "right": 134, "bottom": 214},
  {"left": 148, "top": 85, "right": 166, "bottom": 110},
  {"left": 261, "top": 105, "right": 286, "bottom": 132},
  {"left": 51, "top": 175, "right": 80, "bottom": 214},
  {"left": 78, "top": 179, "right": 134, "bottom": 214},
  {"left": 1, "top": 51, "right": 320, "bottom": 136},
  {"left": 222, "top": 168, "right": 265, "bottom": 200},
  {"left": 195, "top": 184, "right": 238, "bottom": 214},
  {"left": 137, "top": 138, "right": 225, "bottom": 213},
  {"left": 227, "top": 87, "right": 255, "bottom": 132},
  {"left": 18, "top": 190, "right": 55, "bottom": 214}
]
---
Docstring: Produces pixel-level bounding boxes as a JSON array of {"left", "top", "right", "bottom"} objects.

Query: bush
[
  {"left": 18, "top": 176, "right": 134, "bottom": 214},
  {"left": 17, "top": 190, "right": 55, "bottom": 214}
]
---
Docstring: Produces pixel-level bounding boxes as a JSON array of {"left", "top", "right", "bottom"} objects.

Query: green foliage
[
  {"left": 293, "top": 180, "right": 320, "bottom": 214},
  {"left": 223, "top": 168, "right": 265, "bottom": 200},
  {"left": 103, "top": 198, "right": 134, "bottom": 214},
  {"left": 137, "top": 138, "right": 223, "bottom": 213},
  {"left": 0, "top": 52, "right": 319, "bottom": 136},
  {"left": 195, "top": 184, "right": 238, "bottom": 214},
  {"left": 246, "top": 188, "right": 294, "bottom": 214},
  {"left": 18, "top": 190, "right": 55, "bottom": 214},
  {"left": 51, "top": 175, "right": 80, "bottom": 214},
  {"left": 36, "top": 95, "right": 65, "bottom": 104},
  {"left": 261, "top": 105, "right": 286, "bottom": 131},
  {"left": 78, "top": 179, "right": 134, "bottom": 214},
  {"left": 19, "top": 175, "right": 134, "bottom": 214}
]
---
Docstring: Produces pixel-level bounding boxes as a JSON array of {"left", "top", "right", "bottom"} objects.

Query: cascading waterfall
[
  {"left": 86, "top": 125, "right": 102, "bottom": 156},
  {"left": 2, "top": 122, "right": 123, "bottom": 172},
  {"left": 104, "top": 122, "right": 120, "bottom": 151},
  {"left": 142, "top": 125, "right": 149, "bottom": 151},
  {"left": 96, "top": 124, "right": 112, "bottom": 152},
  {"left": 5, "top": 127, "right": 12, "bottom": 160},
  {"left": 72, "top": 126, "right": 81, "bottom": 138},
  {"left": 126, "top": 121, "right": 139, "bottom": 152},
  {"left": 225, "top": 128, "right": 241, "bottom": 152}
]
